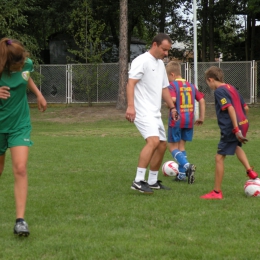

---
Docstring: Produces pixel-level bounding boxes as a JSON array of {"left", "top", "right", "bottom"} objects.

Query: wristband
[{"left": 232, "top": 126, "right": 239, "bottom": 134}]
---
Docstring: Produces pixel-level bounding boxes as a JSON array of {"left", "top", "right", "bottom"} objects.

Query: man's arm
[{"left": 125, "top": 78, "right": 139, "bottom": 122}]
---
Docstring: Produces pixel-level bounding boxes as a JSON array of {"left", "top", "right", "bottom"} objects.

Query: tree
[
  {"left": 67, "top": 0, "right": 110, "bottom": 106},
  {"left": 0, "top": 0, "right": 40, "bottom": 61},
  {"left": 117, "top": 0, "right": 128, "bottom": 110}
]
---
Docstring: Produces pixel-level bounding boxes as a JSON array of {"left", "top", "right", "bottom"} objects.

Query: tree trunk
[
  {"left": 116, "top": 0, "right": 128, "bottom": 110},
  {"left": 159, "top": 0, "right": 166, "bottom": 33},
  {"left": 246, "top": 14, "right": 251, "bottom": 61},
  {"left": 251, "top": 14, "right": 255, "bottom": 60},
  {"left": 201, "top": 0, "right": 208, "bottom": 61},
  {"left": 209, "top": 0, "right": 215, "bottom": 61}
]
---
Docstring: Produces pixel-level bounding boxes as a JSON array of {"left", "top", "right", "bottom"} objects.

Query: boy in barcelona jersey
[
  {"left": 200, "top": 66, "right": 258, "bottom": 199},
  {"left": 166, "top": 61, "right": 205, "bottom": 184}
]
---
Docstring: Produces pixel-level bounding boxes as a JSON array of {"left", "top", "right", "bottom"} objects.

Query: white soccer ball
[
  {"left": 162, "top": 160, "right": 179, "bottom": 177},
  {"left": 244, "top": 178, "right": 260, "bottom": 197}
]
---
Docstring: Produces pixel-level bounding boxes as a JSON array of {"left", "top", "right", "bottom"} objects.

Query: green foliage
[
  {"left": 1, "top": 0, "right": 259, "bottom": 63},
  {"left": 0, "top": 0, "right": 40, "bottom": 62},
  {"left": 66, "top": 1, "right": 112, "bottom": 105},
  {"left": 67, "top": 0, "right": 110, "bottom": 63}
]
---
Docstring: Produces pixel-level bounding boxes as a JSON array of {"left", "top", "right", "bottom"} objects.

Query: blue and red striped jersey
[
  {"left": 214, "top": 84, "right": 248, "bottom": 140},
  {"left": 168, "top": 79, "right": 204, "bottom": 128}
]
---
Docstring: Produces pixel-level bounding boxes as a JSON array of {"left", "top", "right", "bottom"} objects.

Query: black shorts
[{"left": 217, "top": 140, "right": 242, "bottom": 155}]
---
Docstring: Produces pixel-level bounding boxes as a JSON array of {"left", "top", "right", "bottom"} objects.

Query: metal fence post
[
  {"left": 67, "top": 64, "right": 72, "bottom": 104},
  {"left": 251, "top": 60, "right": 255, "bottom": 104}
]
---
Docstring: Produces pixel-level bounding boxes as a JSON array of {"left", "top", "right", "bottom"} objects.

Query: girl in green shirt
[{"left": 0, "top": 38, "right": 47, "bottom": 236}]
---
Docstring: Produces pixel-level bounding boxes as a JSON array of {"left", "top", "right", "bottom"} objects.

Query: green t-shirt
[{"left": 0, "top": 58, "right": 33, "bottom": 133}]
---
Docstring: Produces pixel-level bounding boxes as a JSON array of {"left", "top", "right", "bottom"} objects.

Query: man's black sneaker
[
  {"left": 186, "top": 164, "right": 196, "bottom": 184},
  {"left": 149, "top": 180, "right": 171, "bottom": 190},
  {"left": 131, "top": 180, "right": 154, "bottom": 194},
  {"left": 14, "top": 221, "right": 30, "bottom": 237}
]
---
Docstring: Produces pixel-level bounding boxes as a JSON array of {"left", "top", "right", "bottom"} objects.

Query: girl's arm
[{"left": 28, "top": 78, "right": 47, "bottom": 112}]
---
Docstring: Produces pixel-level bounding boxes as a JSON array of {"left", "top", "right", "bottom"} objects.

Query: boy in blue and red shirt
[
  {"left": 200, "top": 66, "right": 258, "bottom": 199},
  {"left": 166, "top": 61, "right": 205, "bottom": 184}
]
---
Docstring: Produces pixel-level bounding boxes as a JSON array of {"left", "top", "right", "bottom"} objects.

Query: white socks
[
  {"left": 148, "top": 170, "right": 158, "bottom": 185},
  {"left": 135, "top": 167, "right": 146, "bottom": 182},
  {"left": 135, "top": 168, "right": 158, "bottom": 185}
]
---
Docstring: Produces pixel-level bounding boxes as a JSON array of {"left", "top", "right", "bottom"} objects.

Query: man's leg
[
  {"left": 149, "top": 140, "right": 167, "bottom": 171},
  {"left": 137, "top": 136, "right": 160, "bottom": 169},
  {"left": 131, "top": 136, "right": 160, "bottom": 194},
  {"left": 147, "top": 140, "right": 170, "bottom": 190}
]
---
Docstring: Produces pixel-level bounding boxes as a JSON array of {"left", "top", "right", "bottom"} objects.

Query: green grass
[{"left": 0, "top": 105, "right": 260, "bottom": 260}]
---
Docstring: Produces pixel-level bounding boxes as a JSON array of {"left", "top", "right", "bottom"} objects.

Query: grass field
[{"left": 0, "top": 104, "right": 260, "bottom": 260}]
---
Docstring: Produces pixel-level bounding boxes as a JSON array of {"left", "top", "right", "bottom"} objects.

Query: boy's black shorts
[{"left": 217, "top": 140, "right": 242, "bottom": 155}]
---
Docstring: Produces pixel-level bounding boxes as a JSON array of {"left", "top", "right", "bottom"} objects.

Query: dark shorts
[
  {"left": 168, "top": 127, "right": 193, "bottom": 143},
  {"left": 0, "top": 126, "right": 33, "bottom": 155},
  {"left": 217, "top": 140, "right": 242, "bottom": 155}
]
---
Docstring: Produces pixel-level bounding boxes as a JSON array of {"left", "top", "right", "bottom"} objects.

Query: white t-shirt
[{"left": 128, "top": 52, "right": 169, "bottom": 118}]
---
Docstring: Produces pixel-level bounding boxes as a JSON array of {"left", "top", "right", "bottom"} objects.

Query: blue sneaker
[{"left": 174, "top": 172, "right": 186, "bottom": 182}]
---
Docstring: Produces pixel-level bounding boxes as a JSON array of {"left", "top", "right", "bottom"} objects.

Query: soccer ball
[
  {"left": 244, "top": 178, "right": 260, "bottom": 197},
  {"left": 162, "top": 160, "right": 179, "bottom": 177}
]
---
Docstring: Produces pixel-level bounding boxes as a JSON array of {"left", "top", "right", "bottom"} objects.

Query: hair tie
[{"left": 6, "top": 40, "right": 12, "bottom": 45}]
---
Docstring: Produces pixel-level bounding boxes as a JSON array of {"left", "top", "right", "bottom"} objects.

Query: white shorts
[{"left": 134, "top": 116, "right": 166, "bottom": 141}]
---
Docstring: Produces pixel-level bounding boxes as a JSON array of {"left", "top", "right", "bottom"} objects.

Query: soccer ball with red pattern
[
  {"left": 162, "top": 161, "right": 179, "bottom": 177},
  {"left": 244, "top": 178, "right": 260, "bottom": 197}
]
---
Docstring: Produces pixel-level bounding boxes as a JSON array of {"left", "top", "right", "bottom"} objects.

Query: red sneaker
[
  {"left": 200, "top": 190, "right": 223, "bottom": 199},
  {"left": 247, "top": 168, "right": 258, "bottom": 179}
]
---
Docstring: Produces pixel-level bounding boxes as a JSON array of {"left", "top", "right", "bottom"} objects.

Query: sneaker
[
  {"left": 174, "top": 172, "right": 186, "bottom": 182},
  {"left": 200, "top": 190, "right": 223, "bottom": 200},
  {"left": 131, "top": 180, "right": 153, "bottom": 194},
  {"left": 247, "top": 168, "right": 258, "bottom": 179},
  {"left": 186, "top": 164, "right": 196, "bottom": 184},
  {"left": 14, "top": 221, "right": 30, "bottom": 236},
  {"left": 149, "top": 180, "right": 171, "bottom": 190}
]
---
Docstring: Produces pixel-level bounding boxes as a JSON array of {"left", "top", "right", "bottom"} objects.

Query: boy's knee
[{"left": 215, "top": 154, "right": 225, "bottom": 163}]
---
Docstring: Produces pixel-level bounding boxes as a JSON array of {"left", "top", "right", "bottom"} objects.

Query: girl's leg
[
  {"left": 0, "top": 153, "right": 5, "bottom": 176},
  {"left": 10, "top": 146, "right": 29, "bottom": 219}
]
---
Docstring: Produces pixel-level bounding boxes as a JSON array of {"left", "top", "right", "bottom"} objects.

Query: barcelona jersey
[
  {"left": 168, "top": 79, "right": 204, "bottom": 128},
  {"left": 214, "top": 84, "right": 248, "bottom": 141}
]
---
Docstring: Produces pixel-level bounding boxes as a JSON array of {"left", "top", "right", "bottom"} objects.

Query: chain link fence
[{"left": 28, "top": 61, "right": 259, "bottom": 105}]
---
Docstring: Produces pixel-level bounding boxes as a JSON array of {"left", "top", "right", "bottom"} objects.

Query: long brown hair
[{"left": 0, "top": 38, "right": 29, "bottom": 77}]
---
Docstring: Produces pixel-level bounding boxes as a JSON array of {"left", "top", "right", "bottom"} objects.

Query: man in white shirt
[{"left": 126, "top": 33, "right": 178, "bottom": 194}]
